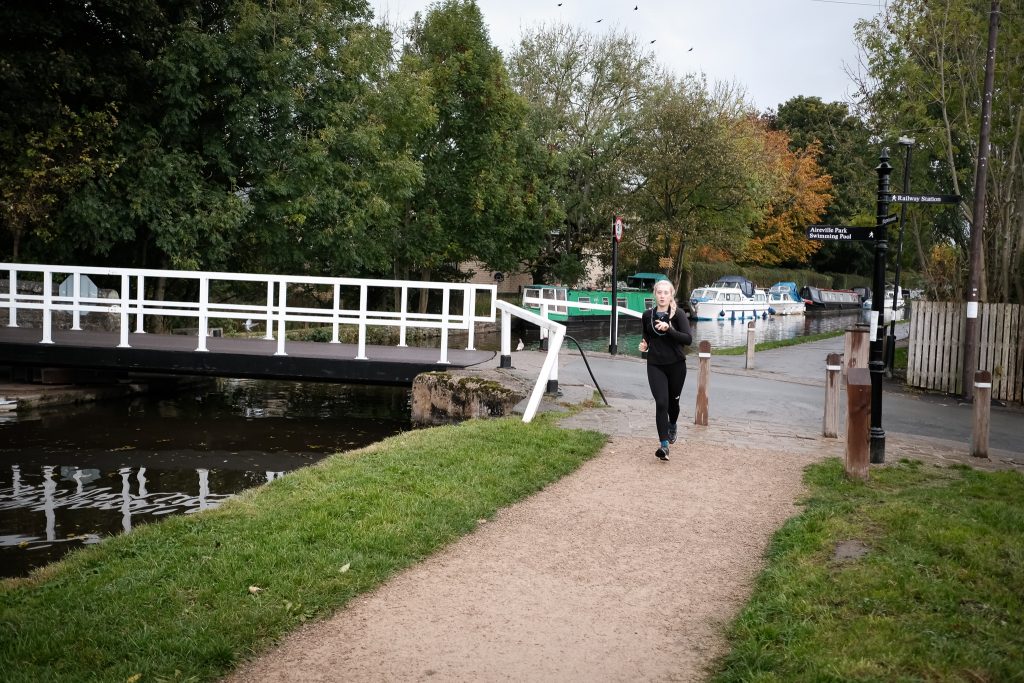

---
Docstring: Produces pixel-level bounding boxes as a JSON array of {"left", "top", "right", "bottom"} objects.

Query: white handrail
[
  {"left": 494, "top": 300, "right": 567, "bottom": 423},
  {"left": 0, "top": 262, "right": 496, "bottom": 363}
]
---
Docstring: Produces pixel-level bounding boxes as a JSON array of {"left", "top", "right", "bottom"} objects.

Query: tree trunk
[{"left": 418, "top": 269, "right": 431, "bottom": 314}]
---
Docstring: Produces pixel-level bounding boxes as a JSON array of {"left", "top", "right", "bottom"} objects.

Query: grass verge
[
  {"left": 0, "top": 417, "right": 605, "bottom": 683},
  {"left": 714, "top": 329, "right": 845, "bottom": 356},
  {"left": 712, "top": 458, "right": 1024, "bottom": 682}
]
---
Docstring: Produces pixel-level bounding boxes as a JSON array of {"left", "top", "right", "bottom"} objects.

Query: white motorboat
[
  {"left": 766, "top": 282, "right": 806, "bottom": 315},
  {"left": 688, "top": 286, "right": 770, "bottom": 321}
]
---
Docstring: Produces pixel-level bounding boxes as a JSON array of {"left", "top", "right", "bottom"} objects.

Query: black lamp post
[
  {"left": 870, "top": 148, "right": 893, "bottom": 464},
  {"left": 886, "top": 136, "right": 914, "bottom": 375}
]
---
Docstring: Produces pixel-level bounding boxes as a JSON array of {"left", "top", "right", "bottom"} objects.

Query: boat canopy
[
  {"left": 768, "top": 281, "right": 802, "bottom": 302},
  {"left": 711, "top": 275, "right": 756, "bottom": 298}
]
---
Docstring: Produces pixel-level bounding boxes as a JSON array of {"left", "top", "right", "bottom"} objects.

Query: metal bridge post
[
  {"left": 41, "top": 271, "right": 54, "bottom": 344},
  {"left": 398, "top": 285, "right": 408, "bottom": 347},
  {"left": 500, "top": 307, "right": 512, "bottom": 368},
  {"left": 71, "top": 270, "right": 82, "bottom": 331},
  {"left": 331, "top": 283, "right": 341, "bottom": 344},
  {"left": 196, "top": 276, "right": 209, "bottom": 352},
  {"left": 118, "top": 273, "right": 130, "bottom": 348},
  {"left": 437, "top": 287, "right": 450, "bottom": 364},
  {"left": 6, "top": 268, "right": 16, "bottom": 327},
  {"left": 465, "top": 287, "right": 476, "bottom": 351},
  {"left": 135, "top": 275, "right": 145, "bottom": 333},
  {"left": 275, "top": 281, "right": 287, "bottom": 356},
  {"left": 264, "top": 281, "right": 275, "bottom": 340},
  {"left": 356, "top": 284, "right": 368, "bottom": 360}
]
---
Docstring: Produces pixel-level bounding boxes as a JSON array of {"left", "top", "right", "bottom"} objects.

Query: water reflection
[{"left": 0, "top": 379, "right": 410, "bottom": 578}]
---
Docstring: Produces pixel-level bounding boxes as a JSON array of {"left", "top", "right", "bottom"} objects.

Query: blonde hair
[{"left": 653, "top": 280, "right": 677, "bottom": 318}]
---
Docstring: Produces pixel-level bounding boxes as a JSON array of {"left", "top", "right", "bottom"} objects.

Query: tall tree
[
  {"left": 854, "top": 0, "right": 1024, "bottom": 302},
  {"left": 770, "top": 96, "right": 877, "bottom": 276},
  {"left": 398, "top": 0, "right": 546, "bottom": 287},
  {"left": 743, "top": 128, "right": 832, "bottom": 267},
  {"left": 509, "top": 24, "right": 659, "bottom": 285},
  {"left": 624, "top": 77, "right": 772, "bottom": 288}
]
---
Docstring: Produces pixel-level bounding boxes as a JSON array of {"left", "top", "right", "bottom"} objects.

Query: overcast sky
[{"left": 370, "top": 0, "right": 886, "bottom": 113}]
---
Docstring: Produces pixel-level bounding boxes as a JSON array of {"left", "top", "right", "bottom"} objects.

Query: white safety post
[
  {"left": 331, "top": 282, "right": 341, "bottom": 344},
  {"left": 196, "top": 276, "right": 209, "bottom": 352},
  {"left": 135, "top": 274, "right": 145, "bottom": 333},
  {"left": 118, "top": 273, "right": 131, "bottom": 348},
  {"left": 356, "top": 283, "right": 368, "bottom": 360},
  {"left": 41, "top": 271, "right": 54, "bottom": 344},
  {"left": 437, "top": 287, "right": 451, "bottom": 364},
  {"left": 275, "top": 280, "right": 288, "bottom": 356},
  {"left": 465, "top": 287, "right": 476, "bottom": 351},
  {"left": 499, "top": 307, "right": 512, "bottom": 368},
  {"left": 6, "top": 268, "right": 16, "bottom": 327},
  {"left": 264, "top": 280, "right": 275, "bottom": 340},
  {"left": 398, "top": 285, "right": 408, "bottom": 347},
  {"left": 71, "top": 269, "right": 82, "bottom": 331}
]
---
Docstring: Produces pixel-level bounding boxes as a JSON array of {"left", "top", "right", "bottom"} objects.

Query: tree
[
  {"left": 624, "top": 77, "right": 772, "bottom": 289},
  {"left": 396, "top": 0, "right": 547, "bottom": 290},
  {"left": 854, "top": 0, "right": 1024, "bottom": 303},
  {"left": 743, "top": 128, "right": 832, "bottom": 267},
  {"left": 509, "top": 24, "right": 659, "bottom": 285},
  {"left": 770, "top": 96, "right": 877, "bottom": 276}
]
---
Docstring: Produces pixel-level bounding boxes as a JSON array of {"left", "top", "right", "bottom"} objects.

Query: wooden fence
[{"left": 907, "top": 301, "right": 1023, "bottom": 403}]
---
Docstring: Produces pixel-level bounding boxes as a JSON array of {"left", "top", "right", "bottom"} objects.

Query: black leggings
[{"left": 647, "top": 361, "right": 687, "bottom": 441}]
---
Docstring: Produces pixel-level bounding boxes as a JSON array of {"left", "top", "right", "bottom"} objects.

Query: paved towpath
[{"left": 227, "top": 338, "right": 1022, "bottom": 682}]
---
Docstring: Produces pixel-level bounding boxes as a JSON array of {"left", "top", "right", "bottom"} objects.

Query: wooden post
[
  {"left": 744, "top": 321, "right": 756, "bottom": 369},
  {"left": 972, "top": 370, "right": 992, "bottom": 458},
  {"left": 843, "top": 324, "right": 870, "bottom": 380},
  {"left": 845, "top": 368, "right": 871, "bottom": 480},
  {"left": 695, "top": 340, "right": 711, "bottom": 426},
  {"left": 823, "top": 352, "right": 842, "bottom": 438}
]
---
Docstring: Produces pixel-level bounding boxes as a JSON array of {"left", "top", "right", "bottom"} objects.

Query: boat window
[
  {"left": 602, "top": 297, "right": 609, "bottom": 305},
  {"left": 617, "top": 298, "right": 627, "bottom": 308},
  {"left": 644, "top": 298, "right": 654, "bottom": 309},
  {"left": 578, "top": 296, "right": 590, "bottom": 304}
]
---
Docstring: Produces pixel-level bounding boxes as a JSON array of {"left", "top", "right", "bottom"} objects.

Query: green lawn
[
  {"left": 712, "top": 458, "right": 1024, "bottom": 682},
  {"left": 0, "top": 417, "right": 605, "bottom": 683}
]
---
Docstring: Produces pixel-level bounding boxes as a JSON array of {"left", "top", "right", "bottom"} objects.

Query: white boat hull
[
  {"left": 692, "top": 300, "right": 771, "bottom": 321},
  {"left": 767, "top": 300, "right": 806, "bottom": 315}
]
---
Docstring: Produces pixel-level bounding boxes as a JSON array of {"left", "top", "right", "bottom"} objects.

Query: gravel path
[{"left": 226, "top": 421, "right": 826, "bottom": 682}]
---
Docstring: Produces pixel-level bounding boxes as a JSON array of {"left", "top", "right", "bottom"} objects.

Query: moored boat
[
  {"left": 800, "top": 285, "right": 863, "bottom": 310},
  {"left": 521, "top": 273, "right": 666, "bottom": 322},
  {"left": 766, "top": 282, "right": 806, "bottom": 315},
  {"left": 688, "top": 284, "right": 770, "bottom": 321}
]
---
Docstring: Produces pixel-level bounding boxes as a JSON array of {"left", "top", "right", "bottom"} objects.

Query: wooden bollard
[
  {"left": 744, "top": 321, "right": 756, "bottom": 369},
  {"left": 845, "top": 367, "right": 871, "bottom": 480},
  {"left": 695, "top": 340, "right": 711, "bottom": 426},
  {"left": 972, "top": 371, "right": 992, "bottom": 458},
  {"left": 843, "top": 324, "right": 870, "bottom": 380},
  {"left": 823, "top": 352, "right": 842, "bottom": 438}
]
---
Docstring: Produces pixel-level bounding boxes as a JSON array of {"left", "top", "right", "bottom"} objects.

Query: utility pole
[
  {"left": 886, "top": 137, "right": 914, "bottom": 375},
  {"left": 870, "top": 148, "right": 893, "bottom": 464},
  {"left": 963, "top": 0, "right": 1000, "bottom": 401}
]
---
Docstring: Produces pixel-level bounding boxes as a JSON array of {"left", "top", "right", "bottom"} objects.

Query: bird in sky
[
  {"left": 557, "top": 2, "right": 562, "bottom": 5},
  {"left": 650, "top": 39, "right": 657, "bottom": 44},
  {"left": 688, "top": 46, "right": 693, "bottom": 51},
  {"left": 596, "top": 18, "right": 602, "bottom": 22},
  {"left": 634, "top": 4, "right": 638, "bottom": 8}
]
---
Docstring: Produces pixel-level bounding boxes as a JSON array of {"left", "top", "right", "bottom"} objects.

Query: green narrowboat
[{"left": 521, "top": 273, "right": 667, "bottom": 322}]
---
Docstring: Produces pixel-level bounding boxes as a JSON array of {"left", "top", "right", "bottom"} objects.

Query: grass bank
[
  {"left": 713, "top": 329, "right": 845, "bottom": 356},
  {"left": 0, "top": 417, "right": 605, "bottom": 683},
  {"left": 713, "top": 458, "right": 1024, "bottom": 681}
]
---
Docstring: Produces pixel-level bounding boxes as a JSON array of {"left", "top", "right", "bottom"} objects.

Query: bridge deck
[{"left": 0, "top": 327, "right": 494, "bottom": 385}]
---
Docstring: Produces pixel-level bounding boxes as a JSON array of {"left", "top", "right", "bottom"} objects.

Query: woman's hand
[
  {"left": 639, "top": 339, "right": 648, "bottom": 352},
  {"left": 655, "top": 320, "right": 670, "bottom": 333}
]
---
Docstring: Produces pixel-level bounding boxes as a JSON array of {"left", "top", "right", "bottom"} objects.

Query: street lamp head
[{"left": 898, "top": 135, "right": 915, "bottom": 146}]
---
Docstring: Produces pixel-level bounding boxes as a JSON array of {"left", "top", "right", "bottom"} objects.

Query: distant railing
[
  {"left": 520, "top": 293, "right": 644, "bottom": 347},
  {"left": 1, "top": 263, "right": 496, "bottom": 364}
]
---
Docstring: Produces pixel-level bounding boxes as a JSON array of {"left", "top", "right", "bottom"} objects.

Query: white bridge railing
[
  {"left": 1, "top": 263, "right": 495, "bottom": 364},
  {"left": 1, "top": 263, "right": 641, "bottom": 424}
]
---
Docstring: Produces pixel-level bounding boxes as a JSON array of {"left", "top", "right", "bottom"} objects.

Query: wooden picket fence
[{"left": 907, "top": 301, "right": 1023, "bottom": 403}]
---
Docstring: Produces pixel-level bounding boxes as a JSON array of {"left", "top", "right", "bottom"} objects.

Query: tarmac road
[{"left": 546, "top": 335, "right": 1023, "bottom": 461}]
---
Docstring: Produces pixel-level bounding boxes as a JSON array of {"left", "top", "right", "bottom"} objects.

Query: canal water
[
  {"left": 0, "top": 380, "right": 409, "bottom": 578},
  {"left": 0, "top": 307, "right": 899, "bottom": 579}
]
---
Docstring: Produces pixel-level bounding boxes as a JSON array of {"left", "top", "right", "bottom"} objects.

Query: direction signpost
[
  {"left": 887, "top": 193, "right": 961, "bottom": 204},
  {"left": 806, "top": 225, "right": 876, "bottom": 241}
]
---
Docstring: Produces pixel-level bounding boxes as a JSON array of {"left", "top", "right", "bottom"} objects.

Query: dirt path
[{"left": 226, "top": 430, "right": 824, "bottom": 682}]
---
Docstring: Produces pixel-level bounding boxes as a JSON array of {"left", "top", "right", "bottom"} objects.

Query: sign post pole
[
  {"left": 886, "top": 137, "right": 914, "bottom": 375},
  {"left": 610, "top": 215, "right": 623, "bottom": 355},
  {"left": 870, "top": 148, "right": 893, "bottom": 464}
]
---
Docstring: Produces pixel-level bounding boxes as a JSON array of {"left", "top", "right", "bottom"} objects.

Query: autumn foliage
[{"left": 743, "top": 126, "right": 832, "bottom": 267}]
